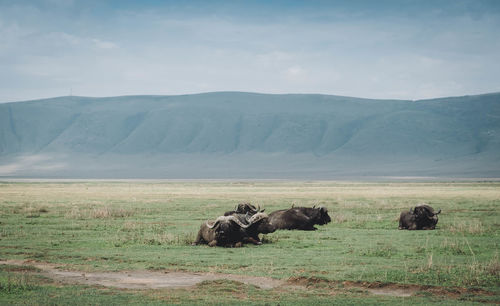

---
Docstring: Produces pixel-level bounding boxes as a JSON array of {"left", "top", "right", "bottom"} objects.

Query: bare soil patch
[{"left": 0, "top": 260, "right": 284, "bottom": 290}]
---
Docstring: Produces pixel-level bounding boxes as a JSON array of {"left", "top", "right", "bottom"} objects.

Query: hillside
[{"left": 1, "top": 92, "right": 499, "bottom": 178}]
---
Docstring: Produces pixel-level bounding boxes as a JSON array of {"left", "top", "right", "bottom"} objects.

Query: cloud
[
  {"left": 92, "top": 38, "right": 117, "bottom": 49},
  {"left": 256, "top": 51, "right": 293, "bottom": 67},
  {"left": 0, "top": 1, "right": 499, "bottom": 101},
  {"left": 44, "top": 0, "right": 75, "bottom": 7},
  {"left": 285, "top": 65, "right": 304, "bottom": 80}
]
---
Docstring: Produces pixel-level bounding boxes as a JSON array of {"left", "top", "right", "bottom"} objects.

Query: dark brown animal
[
  {"left": 238, "top": 212, "right": 276, "bottom": 244},
  {"left": 192, "top": 212, "right": 274, "bottom": 247},
  {"left": 268, "top": 205, "right": 331, "bottom": 231},
  {"left": 399, "top": 204, "right": 441, "bottom": 230},
  {"left": 224, "top": 203, "right": 263, "bottom": 216},
  {"left": 192, "top": 216, "right": 247, "bottom": 247}
]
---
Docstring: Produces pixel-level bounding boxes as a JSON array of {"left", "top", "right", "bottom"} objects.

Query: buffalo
[
  {"left": 268, "top": 205, "right": 331, "bottom": 231},
  {"left": 192, "top": 212, "right": 274, "bottom": 247},
  {"left": 192, "top": 215, "right": 245, "bottom": 247},
  {"left": 399, "top": 204, "right": 441, "bottom": 230},
  {"left": 237, "top": 212, "right": 276, "bottom": 244},
  {"left": 224, "top": 203, "right": 263, "bottom": 216}
]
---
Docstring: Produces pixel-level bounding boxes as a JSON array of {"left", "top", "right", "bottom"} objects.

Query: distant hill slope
[{"left": 1, "top": 92, "right": 499, "bottom": 178}]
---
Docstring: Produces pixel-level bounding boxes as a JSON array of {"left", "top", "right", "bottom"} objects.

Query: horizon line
[{"left": 2, "top": 90, "right": 499, "bottom": 104}]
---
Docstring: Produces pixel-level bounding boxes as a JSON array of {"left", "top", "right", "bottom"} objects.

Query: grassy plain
[{"left": 0, "top": 181, "right": 499, "bottom": 304}]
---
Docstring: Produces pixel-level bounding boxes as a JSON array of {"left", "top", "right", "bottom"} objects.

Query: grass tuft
[
  {"left": 65, "top": 206, "right": 134, "bottom": 219},
  {"left": 440, "top": 238, "right": 467, "bottom": 255},
  {"left": 486, "top": 253, "right": 500, "bottom": 277},
  {"left": 0, "top": 272, "right": 38, "bottom": 293},
  {"left": 332, "top": 213, "right": 348, "bottom": 223},
  {"left": 361, "top": 244, "right": 397, "bottom": 258},
  {"left": 113, "top": 222, "right": 195, "bottom": 247},
  {"left": 448, "top": 219, "right": 487, "bottom": 235}
]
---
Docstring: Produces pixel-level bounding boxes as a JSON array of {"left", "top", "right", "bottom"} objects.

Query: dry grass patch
[
  {"left": 440, "top": 238, "right": 467, "bottom": 255},
  {"left": 332, "top": 213, "right": 348, "bottom": 223},
  {"left": 6, "top": 182, "right": 500, "bottom": 202},
  {"left": 113, "top": 222, "right": 194, "bottom": 246},
  {"left": 447, "top": 219, "right": 487, "bottom": 235},
  {"left": 65, "top": 206, "right": 134, "bottom": 219},
  {"left": 22, "top": 205, "right": 49, "bottom": 218},
  {"left": 412, "top": 244, "right": 500, "bottom": 287},
  {"left": 0, "top": 270, "right": 40, "bottom": 293},
  {"left": 462, "top": 257, "right": 500, "bottom": 287},
  {"left": 89, "top": 207, "right": 134, "bottom": 218},
  {"left": 486, "top": 253, "right": 500, "bottom": 278}
]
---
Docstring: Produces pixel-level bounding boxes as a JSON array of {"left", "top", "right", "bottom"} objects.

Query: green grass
[{"left": 0, "top": 181, "right": 499, "bottom": 304}]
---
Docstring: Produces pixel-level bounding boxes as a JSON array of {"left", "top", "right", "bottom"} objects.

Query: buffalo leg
[
  {"left": 246, "top": 237, "right": 262, "bottom": 245},
  {"left": 192, "top": 231, "right": 204, "bottom": 245},
  {"left": 299, "top": 223, "right": 317, "bottom": 231}
]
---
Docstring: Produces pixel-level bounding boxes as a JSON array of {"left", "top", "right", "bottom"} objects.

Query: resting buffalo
[
  {"left": 399, "top": 204, "right": 441, "bottom": 230},
  {"left": 236, "top": 212, "right": 276, "bottom": 244},
  {"left": 224, "top": 203, "right": 263, "bottom": 216},
  {"left": 192, "top": 216, "right": 244, "bottom": 247},
  {"left": 268, "top": 205, "right": 331, "bottom": 231},
  {"left": 193, "top": 212, "right": 274, "bottom": 247}
]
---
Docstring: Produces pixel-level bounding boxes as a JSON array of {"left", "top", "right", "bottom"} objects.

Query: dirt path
[
  {"left": 1, "top": 260, "right": 495, "bottom": 299},
  {"left": 0, "top": 260, "right": 284, "bottom": 290}
]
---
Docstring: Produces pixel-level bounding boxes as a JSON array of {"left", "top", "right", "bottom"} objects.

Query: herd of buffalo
[{"left": 193, "top": 203, "right": 442, "bottom": 247}]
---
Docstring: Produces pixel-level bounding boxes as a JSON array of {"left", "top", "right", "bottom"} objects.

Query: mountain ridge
[
  {"left": 4, "top": 90, "right": 500, "bottom": 105},
  {"left": 1, "top": 92, "right": 499, "bottom": 178}
]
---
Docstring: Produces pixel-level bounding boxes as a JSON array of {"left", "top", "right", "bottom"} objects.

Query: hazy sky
[{"left": 1, "top": 0, "right": 500, "bottom": 102}]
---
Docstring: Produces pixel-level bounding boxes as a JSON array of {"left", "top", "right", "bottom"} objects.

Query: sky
[{"left": 1, "top": 0, "right": 500, "bottom": 102}]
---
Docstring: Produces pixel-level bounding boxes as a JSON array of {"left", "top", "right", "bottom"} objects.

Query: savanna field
[{"left": 0, "top": 181, "right": 499, "bottom": 305}]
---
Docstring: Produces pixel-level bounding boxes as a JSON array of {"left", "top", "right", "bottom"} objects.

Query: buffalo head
[
  {"left": 414, "top": 204, "right": 440, "bottom": 220},
  {"left": 311, "top": 205, "right": 332, "bottom": 225},
  {"left": 224, "top": 203, "right": 264, "bottom": 216}
]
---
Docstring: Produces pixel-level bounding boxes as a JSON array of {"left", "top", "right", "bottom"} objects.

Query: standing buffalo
[
  {"left": 399, "top": 204, "right": 441, "bottom": 230},
  {"left": 192, "top": 212, "right": 275, "bottom": 247},
  {"left": 268, "top": 206, "right": 331, "bottom": 231}
]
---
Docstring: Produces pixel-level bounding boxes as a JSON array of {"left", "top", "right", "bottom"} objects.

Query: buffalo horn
[
  {"left": 248, "top": 212, "right": 268, "bottom": 224},
  {"left": 226, "top": 215, "right": 250, "bottom": 228},
  {"left": 206, "top": 220, "right": 218, "bottom": 229},
  {"left": 206, "top": 216, "right": 230, "bottom": 229}
]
